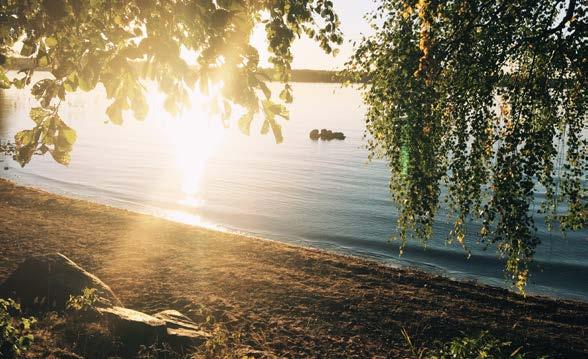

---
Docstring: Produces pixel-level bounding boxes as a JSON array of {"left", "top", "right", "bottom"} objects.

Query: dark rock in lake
[
  {"left": 0, "top": 253, "right": 122, "bottom": 311},
  {"left": 309, "top": 129, "right": 320, "bottom": 140},
  {"left": 331, "top": 131, "right": 346, "bottom": 140},
  {"left": 309, "top": 128, "right": 346, "bottom": 141}
]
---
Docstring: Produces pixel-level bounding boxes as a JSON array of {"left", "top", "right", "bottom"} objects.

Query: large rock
[
  {"left": 98, "top": 306, "right": 167, "bottom": 345},
  {"left": 153, "top": 309, "right": 211, "bottom": 348},
  {"left": 166, "top": 327, "right": 210, "bottom": 349},
  {"left": 0, "top": 253, "right": 121, "bottom": 311},
  {"left": 153, "top": 309, "right": 200, "bottom": 331},
  {"left": 100, "top": 307, "right": 210, "bottom": 350}
]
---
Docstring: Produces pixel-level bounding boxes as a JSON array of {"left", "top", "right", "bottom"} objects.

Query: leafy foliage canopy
[
  {"left": 347, "top": 0, "right": 587, "bottom": 290},
  {"left": 0, "top": 0, "right": 342, "bottom": 165}
]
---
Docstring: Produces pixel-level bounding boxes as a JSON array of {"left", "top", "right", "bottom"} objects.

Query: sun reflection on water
[
  {"left": 144, "top": 84, "right": 229, "bottom": 206},
  {"left": 163, "top": 209, "right": 223, "bottom": 231}
]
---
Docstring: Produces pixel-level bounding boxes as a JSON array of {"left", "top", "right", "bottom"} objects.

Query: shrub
[
  {"left": 0, "top": 298, "right": 36, "bottom": 358},
  {"left": 429, "top": 331, "right": 531, "bottom": 359},
  {"left": 66, "top": 288, "right": 98, "bottom": 313}
]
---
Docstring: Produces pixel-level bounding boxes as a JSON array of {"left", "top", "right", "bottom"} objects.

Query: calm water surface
[{"left": 1, "top": 78, "right": 586, "bottom": 301}]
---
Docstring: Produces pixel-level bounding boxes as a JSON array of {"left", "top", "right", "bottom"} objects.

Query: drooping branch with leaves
[
  {"left": 347, "top": 0, "right": 587, "bottom": 290},
  {"left": 0, "top": 0, "right": 342, "bottom": 165}
]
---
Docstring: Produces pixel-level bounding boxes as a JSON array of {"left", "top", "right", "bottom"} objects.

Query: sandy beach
[{"left": 0, "top": 178, "right": 587, "bottom": 358}]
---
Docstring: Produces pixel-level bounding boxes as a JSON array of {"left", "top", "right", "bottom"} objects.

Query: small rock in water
[
  {"left": 309, "top": 129, "right": 320, "bottom": 140},
  {"left": 331, "top": 132, "right": 345, "bottom": 140},
  {"left": 309, "top": 128, "right": 346, "bottom": 141}
]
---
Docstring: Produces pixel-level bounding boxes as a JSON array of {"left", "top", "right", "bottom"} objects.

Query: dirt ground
[{"left": 1, "top": 179, "right": 587, "bottom": 358}]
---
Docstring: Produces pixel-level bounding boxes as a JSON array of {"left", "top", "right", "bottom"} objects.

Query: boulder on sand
[
  {"left": 0, "top": 253, "right": 121, "bottom": 311},
  {"left": 166, "top": 327, "right": 211, "bottom": 349},
  {"left": 98, "top": 306, "right": 167, "bottom": 345},
  {"left": 153, "top": 309, "right": 211, "bottom": 348},
  {"left": 100, "top": 307, "right": 211, "bottom": 350},
  {"left": 153, "top": 309, "right": 201, "bottom": 331}
]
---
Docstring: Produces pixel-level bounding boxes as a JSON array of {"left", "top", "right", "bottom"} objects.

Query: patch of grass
[
  {"left": 429, "top": 331, "right": 534, "bottom": 359},
  {"left": 403, "top": 328, "right": 542, "bottom": 359}
]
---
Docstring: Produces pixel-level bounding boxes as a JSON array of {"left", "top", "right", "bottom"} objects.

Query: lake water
[{"left": 1, "top": 78, "right": 587, "bottom": 301}]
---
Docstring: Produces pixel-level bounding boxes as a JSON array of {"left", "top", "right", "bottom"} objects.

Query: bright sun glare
[{"left": 144, "top": 84, "right": 230, "bottom": 202}]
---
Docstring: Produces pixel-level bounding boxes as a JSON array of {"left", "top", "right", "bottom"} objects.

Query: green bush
[
  {"left": 0, "top": 298, "right": 36, "bottom": 358},
  {"left": 66, "top": 288, "right": 98, "bottom": 313},
  {"left": 429, "top": 331, "right": 532, "bottom": 359},
  {"left": 402, "top": 329, "right": 544, "bottom": 359}
]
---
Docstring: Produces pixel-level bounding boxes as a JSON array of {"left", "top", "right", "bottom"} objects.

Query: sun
[{"left": 143, "top": 83, "right": 227, "bottom": 200}]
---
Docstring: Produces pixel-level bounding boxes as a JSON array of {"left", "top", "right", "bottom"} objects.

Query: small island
[{"left": 309, "top": 129, "right": 346, "bottom": 141}]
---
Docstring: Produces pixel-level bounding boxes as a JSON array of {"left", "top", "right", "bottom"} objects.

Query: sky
[{"left": 252, "top": 1, "right": 378, "bottom": 70}]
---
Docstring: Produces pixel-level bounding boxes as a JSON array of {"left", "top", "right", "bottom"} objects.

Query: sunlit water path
[{"left": 1, "top": 78, "right": 587, "bottom": 301}]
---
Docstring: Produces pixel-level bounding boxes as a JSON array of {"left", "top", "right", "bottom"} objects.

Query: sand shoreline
[
  {"left": 1, "top": 177, "right": 581, "bottom": 302},
  {"left": 1, "top": 178, "right": 587, "bottom": 357}
]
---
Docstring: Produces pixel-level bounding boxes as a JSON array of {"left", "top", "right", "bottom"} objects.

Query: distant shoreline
[
  {"left": 3, "top": 57, "right": 361, "bottom": 83},
  {"left": 1, "top": 178, "right": 587, "bottom": 357}
]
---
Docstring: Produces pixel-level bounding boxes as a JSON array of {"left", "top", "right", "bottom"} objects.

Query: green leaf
[
  {"left": 50, "top": 149, "right": 71, "bottom": 165},
  {"left": 13, "top": 77, "right": 26, "bottom": 89},
  {"left": 14, "top": 129, "right": 35, "bottom": 146},
  {"left": 20, "top": 42, "right": 36, "bottom": 57},
  {"left": 269, "top": 119, "right": 283, "bottom": 144},
  {"left": 29, "top": 108, "right": 50, "bottom": 125},
  {"left": 78, "top": 76, "right": 92, "bottom": 92},
  {"left": 15, "top": 144, "right": 36, "bottom": 167},
  {"left": 263, "top": 100, "right": 288, "bottom": 120},
  {"left": 238, "top": 111, "right": 254, "bottom": 135},
  {"left": 63, "top": 80, "right": 76, "bottom": 92},
  {"left": 131, "top": 90, "right": 148, "bottom": 120},
  {"left": 45, "top": 36, "right": 58, "bottom": 47},
  {"left": 37, "top": 55, "right": 49, "bottom": 67},
  {"left": 279, "top": 87, "right": 293, "bottom": 103},
  {"left": 60, "top": 126, "right": 77, "bottom": 145},
  {"left": 259, "top": 81, "right": 271, "bottom": 99},
  {"left": 211, "top": 9, "right": 231, "bottom": 30},
  {"left": 260, "top": 120, "right": 269, "bottom": 134},
  {"left": 0, "top": 68, "right": 11, "bottom": 89},
  {"left": 106, "top": 101, "right": 123, "bottom": 125}
]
